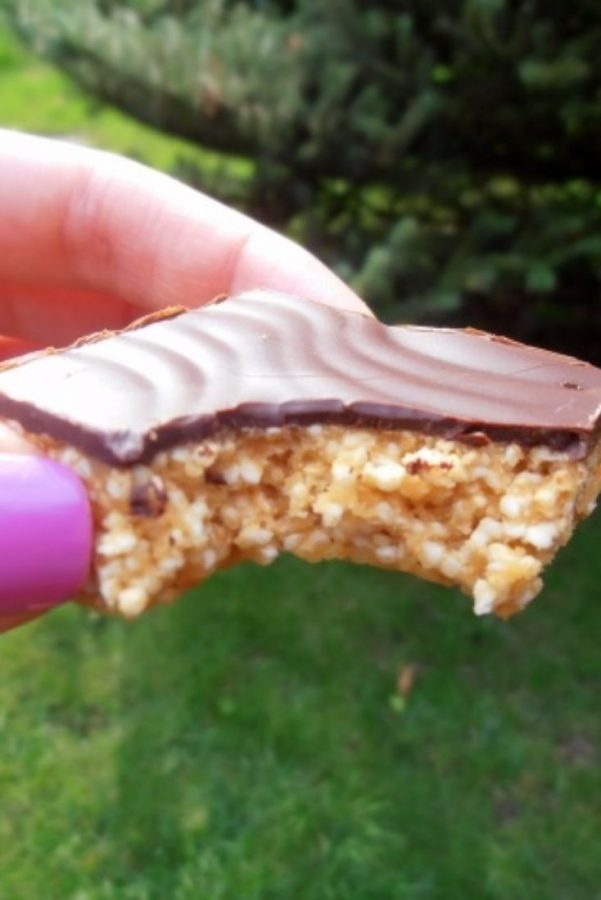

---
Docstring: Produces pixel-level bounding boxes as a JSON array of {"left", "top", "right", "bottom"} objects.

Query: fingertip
[{"left": 228, "top": 226, "right": 374, "bottom": 317}]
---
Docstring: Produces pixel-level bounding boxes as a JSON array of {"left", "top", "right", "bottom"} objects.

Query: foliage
[
  {"left": 0, "top": 21, "right": 252, "bottom": 179},
  {"left": 3, "top": 0, "right": 601, "bottom": 352}
]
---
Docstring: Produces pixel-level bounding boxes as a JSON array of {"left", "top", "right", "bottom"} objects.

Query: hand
[{"left": 0, "top": 129, "right": 369, "bottom": 634}]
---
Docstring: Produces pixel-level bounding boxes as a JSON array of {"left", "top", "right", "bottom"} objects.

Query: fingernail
[{"left": 0, "top": 455, "right": 92, "bottom": 612}]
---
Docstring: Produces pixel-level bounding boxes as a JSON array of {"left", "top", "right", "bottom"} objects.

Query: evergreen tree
[{"left": 5, "top": 0, "right": 601, "bottom": 356}]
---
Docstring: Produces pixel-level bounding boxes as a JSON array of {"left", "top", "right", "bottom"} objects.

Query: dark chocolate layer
[{"left": 0, "top": 291, "right": 600, "bottom": 466}]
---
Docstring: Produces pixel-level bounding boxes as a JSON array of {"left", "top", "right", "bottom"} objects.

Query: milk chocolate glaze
[{"left": 0, "top": 291, "right": 600, "bottom": 466}]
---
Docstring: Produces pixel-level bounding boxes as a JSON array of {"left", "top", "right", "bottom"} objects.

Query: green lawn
[
  {"left": 1, "top": 517, "right": 601, "bottom": 899},
  {"left": 1, "top": 24, "right": 601, "bottom": 900}
]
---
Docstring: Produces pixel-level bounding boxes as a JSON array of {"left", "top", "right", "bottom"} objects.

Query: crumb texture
[{"left": 43, "top": 426, "right": 601, "bottom": 618}]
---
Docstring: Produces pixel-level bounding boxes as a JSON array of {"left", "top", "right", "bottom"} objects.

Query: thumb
[{"left": 0, "top": 429, "right": 92, "bottom": 628}]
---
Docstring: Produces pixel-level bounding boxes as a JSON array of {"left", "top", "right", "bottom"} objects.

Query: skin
[{"left": 0, "top": 130, "right": 369, "bottom": 634}]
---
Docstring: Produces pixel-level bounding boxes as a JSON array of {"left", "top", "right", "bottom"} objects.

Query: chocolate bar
[{"left": 1, "top": 290, "right": 600, "bottom": 618}]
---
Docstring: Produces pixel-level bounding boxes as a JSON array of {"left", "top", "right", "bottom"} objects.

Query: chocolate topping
[
  {"left": 129, "top": 476, "right": 167, "bottom": 518},
  {"left": 0, "top": 290, "right": 600, "bottom": 466}
]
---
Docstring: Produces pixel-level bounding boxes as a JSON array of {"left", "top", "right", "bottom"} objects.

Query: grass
[
  {"left": 1, "top": 514, "right": 601, "bottom": 899},
  {"left": 1, "top": 23, "right": 601, "bottom": 900}
]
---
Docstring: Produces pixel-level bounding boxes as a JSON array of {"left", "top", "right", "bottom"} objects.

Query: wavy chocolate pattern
[{"left": 0, "top": 291, "right": 600, "bottom": 465}]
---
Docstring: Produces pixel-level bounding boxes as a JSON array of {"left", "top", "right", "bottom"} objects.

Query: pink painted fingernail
[{"left": 0, "top": 455, "right": 92, "bottom": 612}]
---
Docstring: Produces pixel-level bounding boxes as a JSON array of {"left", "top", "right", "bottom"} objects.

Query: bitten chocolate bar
[{"left": 1, "top": 290, "right": 600, "bottom": 618}]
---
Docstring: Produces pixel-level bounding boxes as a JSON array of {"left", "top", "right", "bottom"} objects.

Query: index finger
[{"left": 0, "top": 131, "right": 369, "bottom": 342}]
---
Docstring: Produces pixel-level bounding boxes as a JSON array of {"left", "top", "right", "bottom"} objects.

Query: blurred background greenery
[
  {"left": 0, "top": 3, "right": 600, "bottom": 898},
  {"left": 3, "top": 0, "right": 601, "bottom": 358}
]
